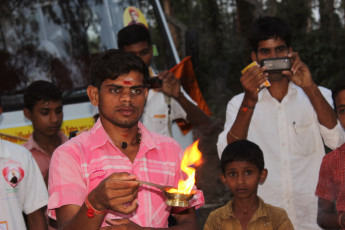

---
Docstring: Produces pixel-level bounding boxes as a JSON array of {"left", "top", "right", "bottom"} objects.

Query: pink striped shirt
[{"left": 48, "top": 120, "right": 204, "bottom": 227}]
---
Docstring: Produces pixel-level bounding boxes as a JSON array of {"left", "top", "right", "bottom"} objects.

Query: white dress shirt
[
  {"left": 217, "top": 82, "right": 345, "bottom": 230},
  {"left": 142, "top": 67, "right": 196, "bottom": 139}
]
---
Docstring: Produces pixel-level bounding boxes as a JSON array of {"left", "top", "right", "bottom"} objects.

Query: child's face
[
  {"left": 221, "top": 161, "right": 267, "bottom": 200},
  {"left": 24, "top": 100, "right": 63, "bottom": 137},
  {"left": 335, "top": 89, "right": 345, "bottom": 129}
]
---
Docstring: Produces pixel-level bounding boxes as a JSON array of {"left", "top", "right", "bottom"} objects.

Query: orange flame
[{"left": 168, "top": 140, "right": 202, "bottom": 194}]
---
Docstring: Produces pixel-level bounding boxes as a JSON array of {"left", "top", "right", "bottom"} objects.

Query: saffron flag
[{"left": 170, "top": 56, "right": 212, "bottom": 134}]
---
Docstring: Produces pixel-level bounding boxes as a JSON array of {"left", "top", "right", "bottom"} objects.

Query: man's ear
[
  {"left": 251, "top": 51, "right": 257, "bottom": 62},
  {"left": 23, "top": 108, "right": 32, "bottom": 120},
  {"left": 259, "top": 169, "right": 268, "bottom": 185},
  {"left": 87, "top": 85, "right": 99, "bottom": 106}
]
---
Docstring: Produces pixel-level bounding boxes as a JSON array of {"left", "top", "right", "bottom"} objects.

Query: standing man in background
[
  {"left": 23, "top": 80, "right": 68, "bottom": 185},
  {"left": 117, "top": 24, "right": 211, "bottom": 141},
  {"left": 22, "top": 80, "right": 68, "bottom": 229},
  {"left": 217, "top": 16, "right": 344, "bottom": 229},
  {"left": 315, "top": 83, "right": 345, "bottom": 229}
]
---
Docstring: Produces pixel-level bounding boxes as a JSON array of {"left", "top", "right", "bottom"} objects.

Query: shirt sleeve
[
  {"left": 23, "top": 150, "right": 48, "bottom": 214},
  {"left": 216, "top": 94, "right": 243, "bottom": 158},
  {"left": 318, "top": 86, "right": 345, "bottom": 150},
  {"left": 47, "top": 143, "right": 87, "bottom": 219},
  {"left": 315, "top": 154, "right": 337, "bottom": 202}
]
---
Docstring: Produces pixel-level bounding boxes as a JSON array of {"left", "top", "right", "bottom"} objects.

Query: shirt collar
[
  {"left": 225, "top": 197, "right": 269, "bottom": 221},
  {"left": 0, "top": 139, "right": 13, "bottom": 159},
  {"left": 24, "top": 131, "right": 68, "bottom": 153},
  {"left": 258, "top": 81, "right": 298, "bottom": 102},
  {"left": 89, "top": 119, "right": 157, "bottom": 155}
]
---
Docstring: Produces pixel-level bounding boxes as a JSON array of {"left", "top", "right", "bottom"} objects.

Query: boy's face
[
  {"left": 335, "top": 89, "right": 345, "bottom": 129},
  {"left": 24, "top": 100, "right": 63, "bottom": 137},
  {"left": 88, "top": 70, "right": 148, "bottom": 129},
  {"left": 122, "top": 41, "right": 153, "bottom": 67},
  {"left": 221, "top": 161, "right": 267, "bottom": 200}
]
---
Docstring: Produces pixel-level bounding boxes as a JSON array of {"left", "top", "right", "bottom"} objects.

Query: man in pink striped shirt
[{"left": 47, "top": 49, "right": 204, "bottom": 229}]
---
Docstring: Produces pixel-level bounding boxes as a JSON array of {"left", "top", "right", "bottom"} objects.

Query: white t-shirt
[
  {"left": 0, "top": 139, "right": 48, "bottom": 230},
  {"left": 217, "top": 82, "right": 345, "bottom": 230},
  {"left": 142, "top": 88, "right": 189, "bottom": 137}
]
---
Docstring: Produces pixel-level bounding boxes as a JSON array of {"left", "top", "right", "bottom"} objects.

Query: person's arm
[
  {"left": 105, "top": 207, "right": 199, "bottom": 230},
  {"left": 56, "top": 173, "right": 139, "bottom": 230},
  {"left": 158, "top": 71, "right": 212, "bottom": 129},
  {"left": 226, "top": 64, "right": 267, "bottom": 144},
  {"left": 284, "top": 52, "right": 337, "bottom": 129},
  {"left": 27, "top": 207, "right": 47, "bottom": 230},
  {"left": 317, "top": 197, "right": 341, "bottom": 229}
]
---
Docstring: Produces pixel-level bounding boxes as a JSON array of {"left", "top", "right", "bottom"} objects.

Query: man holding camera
[{"left": 217, "top": 16, "right": 344, "bottom": 229}]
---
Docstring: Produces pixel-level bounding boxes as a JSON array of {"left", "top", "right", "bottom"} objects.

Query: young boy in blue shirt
[{"left": 204, "top": 140, "right": 293, "bottom": 230}]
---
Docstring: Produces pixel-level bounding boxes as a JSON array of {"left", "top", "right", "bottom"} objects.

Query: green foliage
[{"left": 166, "top": 0, "right": 345, "bottom": 120}]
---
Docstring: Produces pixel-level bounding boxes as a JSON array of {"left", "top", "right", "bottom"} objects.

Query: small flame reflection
[{"left": 167, "top": 140, "right": 202, "bottom": 194}]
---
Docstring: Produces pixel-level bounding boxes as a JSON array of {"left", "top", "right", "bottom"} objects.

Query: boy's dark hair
[
  {"left": 24, "top": 80, "right": 62, "bottom": 111},
  {"left": 221, "top": 140, "right": 265, "bottom": 173},
  {"left": 249, "top": 16, "right": 292, "bottom": 53},
  {"left": 89, "top": 49, "right": 149, "bottom": 89},
  {"left": 117, "top": 24, "right": 151, "bottom": 49},
  {"left": 332, "top": 83, "right": 345, "bottom": 110}
]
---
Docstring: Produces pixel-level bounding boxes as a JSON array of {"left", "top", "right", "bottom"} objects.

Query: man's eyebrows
[
  {"left": 105, "top": 84, "right": 145, "bottom": 88},
  {"left": 276, "top": 45, "right": 287, "bottom": 49},
  {"left": 337, "top": 104, "right": 345, "bottom": 109}
]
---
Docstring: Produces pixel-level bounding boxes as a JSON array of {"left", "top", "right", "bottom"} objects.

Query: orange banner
[
  {"left": 170, "top": 56, "right": 212, "bottom": 116},
  {"left": 170, "top": 56, "right": 212, "bottom": 134}
]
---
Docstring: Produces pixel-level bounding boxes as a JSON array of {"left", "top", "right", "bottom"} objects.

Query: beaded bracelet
[{"left": 85, "top": 197, "right": 107, "bottom": 218}]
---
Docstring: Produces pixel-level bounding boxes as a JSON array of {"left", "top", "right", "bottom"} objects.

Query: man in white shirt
[
  {"left": 0, "top": 96, "right": 48, "bottom": 230},
  {"left": 217, "top": 16, "right": 344, "bottom": 229},
  {"left": 117, "top": 25, "right": 211, "bottom": 140}
]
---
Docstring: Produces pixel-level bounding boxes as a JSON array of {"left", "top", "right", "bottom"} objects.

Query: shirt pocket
[
  {"left": 87, "top": 169, "right": 108, "bottom": 193},
  {"left": 290, "top": 121, "right": 318, "bottom": 156}
]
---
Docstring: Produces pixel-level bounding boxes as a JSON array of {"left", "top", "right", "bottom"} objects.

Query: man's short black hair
[
  {"left": 221, "top": 140, "right": 265, "bottom": 174},
  {"left": 332, "top": 83, "right": 345, "bottom": 110},
  {"left": 249, "top": 16, "right": 292, "bottom": 53},
  {"left": 24, "top": 80, "right": 62, "bottom": 111},
  {"left": 89, "top": 49, "right": 149, "bottom": 89},
  {"left": 117, "top": 24, "right": 151, "bottom": 49}
]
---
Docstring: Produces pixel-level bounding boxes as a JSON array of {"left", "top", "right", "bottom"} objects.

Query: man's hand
[
  {"left": 88, "top": 172, "right": 139, "bottom": 215},
  {"left": 103, "top": 218, "right": 142, "bottom": 230},
  {"left": 157, "top": 71, "right": 181, "bottom": 99},
  {"left": 240, "top": 63, "right": 267, "bottom": 105},
  {"left": 283, "top": 52, "right": 315, "bottom": 88}
]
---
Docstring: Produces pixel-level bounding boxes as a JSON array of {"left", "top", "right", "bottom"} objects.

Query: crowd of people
[{"left": 1, "top": 16, "right": 345, "bottom": 230}]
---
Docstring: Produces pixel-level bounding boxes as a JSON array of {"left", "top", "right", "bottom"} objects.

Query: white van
[{"left": 0, "top": 0, "right": 193, "bottom": 149}]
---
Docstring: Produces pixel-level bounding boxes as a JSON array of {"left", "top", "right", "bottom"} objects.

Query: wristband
[
  {"left": 241, "top": 104, "right": 255, "bottom": 112},
  {"left": 85, "top": 197, "right": 107, "bottom": 218}
]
